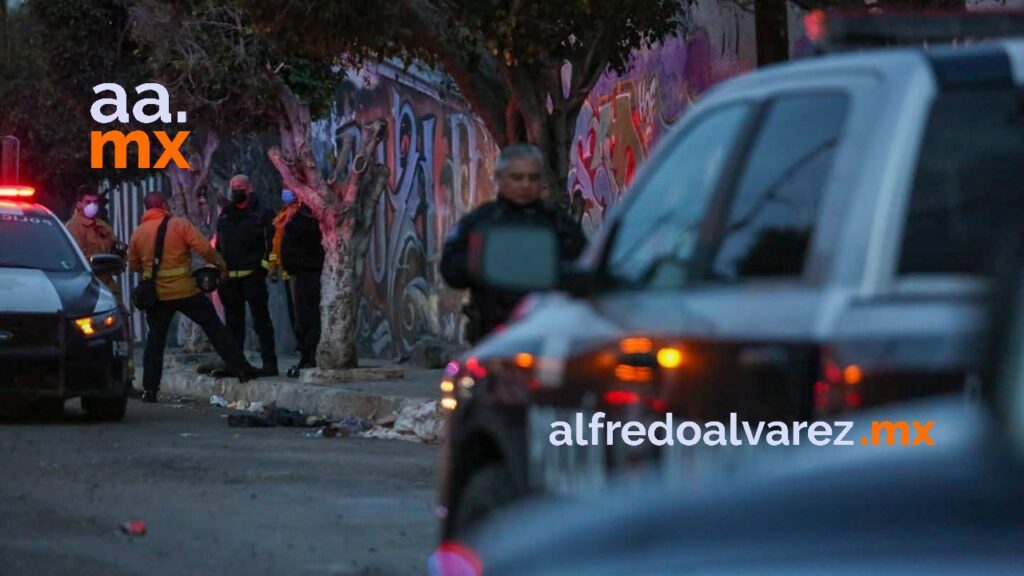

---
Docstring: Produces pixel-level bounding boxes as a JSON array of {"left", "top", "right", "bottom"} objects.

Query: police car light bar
[{"left": 0, "top": 186, "right": 34, "bottom": 198}]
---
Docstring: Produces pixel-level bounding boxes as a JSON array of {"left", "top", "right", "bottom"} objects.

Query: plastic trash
[
  {"left": 120, "top": 520, "right": 147, "bottom": 536},
  {"left": 209, "top": 395, "right": 229, "bottom": 407}
]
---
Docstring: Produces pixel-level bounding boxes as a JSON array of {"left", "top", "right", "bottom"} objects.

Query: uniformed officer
[
  {"left": 279, "top": 196, "right": 325, "bottom": 377},
  {"left": 216, "top": 174, "right": 278, "bottom": 376},
  {"left": 440, "top": 144, "right": 586, "bottom": 344}
]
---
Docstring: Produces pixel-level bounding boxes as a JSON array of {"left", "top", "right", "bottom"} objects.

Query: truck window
[
  {"left": 707, "top": 93, "right": 849, "bottom": 282},
  {"left": 899, "top": 86, "right": 1024, "bottom": 276},
  {"left": 604, "top": 104, "right": 752, "bottom": 286}
]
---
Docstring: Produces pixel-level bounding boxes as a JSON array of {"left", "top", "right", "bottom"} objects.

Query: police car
[{"left": 0, "top": 185, "right": 130, "bottom": 420}]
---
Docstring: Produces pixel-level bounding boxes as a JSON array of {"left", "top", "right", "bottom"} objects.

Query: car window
[
  {"left": 604, "top": 104, "right": 752, "bottom": 286},
  {"left": 899, "top": 87, "right": 1024, "bottom": 276},
  {"left": 0, "top": 208, "right": 84, "bottom": 272},
  {"left": 707, "top": 93, "right": 848, "bottom": 282}
]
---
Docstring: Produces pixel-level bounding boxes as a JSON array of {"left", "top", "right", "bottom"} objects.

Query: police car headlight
[{"left": 74, "top": 310, "right": 120, "bottom": 337}]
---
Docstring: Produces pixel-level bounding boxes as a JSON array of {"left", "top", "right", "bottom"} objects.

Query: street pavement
[{"left": 0, "top": 396, "right": 440, "bottom": 576}]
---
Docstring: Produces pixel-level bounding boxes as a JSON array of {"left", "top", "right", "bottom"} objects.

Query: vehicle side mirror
[
  {"left": 90, "top": 254, "right": 123, "bottom": 275},
  {"left": 478, "top": 224, "right": 559, "bottom": 292}
]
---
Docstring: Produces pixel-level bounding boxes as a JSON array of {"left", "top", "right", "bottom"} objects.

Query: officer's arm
[
  {"left": 127, "top": 234, "right": 143, "bottom": 273},
  {"left": 183, "top": 219, "right": 229, "bottom": 274},
  {"left": 440, "top": 222, "right": 473, "bottom": 290}
]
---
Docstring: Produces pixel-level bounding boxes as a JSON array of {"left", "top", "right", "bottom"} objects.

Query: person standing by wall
[
  {"left": 128, "top": 193, "right": 258, "bottom": 403},
  {"left": 216, "top": 174, "right": 278, "bottom": 377},
  {"left": 279, "top": 197, "right": 324, "bottom": 377},
  {"left": 441, "top": 144, "right": 586, "bottom": 344}
]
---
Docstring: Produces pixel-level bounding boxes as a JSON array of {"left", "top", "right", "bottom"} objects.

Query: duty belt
[{"left": 228, "top": 260, "right": 272, "bottom": 279}]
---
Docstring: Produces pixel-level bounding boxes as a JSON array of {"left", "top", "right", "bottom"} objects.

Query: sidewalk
[{"left": 137, "top": 351, "right": 444, "bottom": 423}]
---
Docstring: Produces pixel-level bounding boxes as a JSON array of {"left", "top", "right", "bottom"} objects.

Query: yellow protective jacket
[
  {"left": 127, "top": 208, "right": 227, "bottom": 301},
  {"left": 66, "top": 209, "right": 120, "bottom": 294},
  {"left": 269, "top": 203, "right": 299, "bottom": 276}
]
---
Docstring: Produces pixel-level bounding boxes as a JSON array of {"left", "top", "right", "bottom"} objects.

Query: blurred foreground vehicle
[
  {"left": 465, "top": 257, "right": 1024, "bottom": 574},
  {"left": 0, "top": 186, "right": 131, "bottom": 420},
  {"left": 438, "top": 33, "right": 1024, "bottom": 538}
]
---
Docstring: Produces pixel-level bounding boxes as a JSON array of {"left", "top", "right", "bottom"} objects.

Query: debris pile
[{"left": 208, "top": 395, "right": 446, "bottom": 443}]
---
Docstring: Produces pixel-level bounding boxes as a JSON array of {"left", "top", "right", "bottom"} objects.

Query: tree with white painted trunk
[{"left": 265, "top": 76, "right": 390, "bottom": 368}]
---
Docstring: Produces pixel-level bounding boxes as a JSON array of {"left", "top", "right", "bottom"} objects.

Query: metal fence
[{"left": 105, "top": 175, "right": 167, "bottom": 343}]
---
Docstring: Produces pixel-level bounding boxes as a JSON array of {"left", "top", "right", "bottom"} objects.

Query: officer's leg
[
  {"left": 290, "top": 270, "right": 317, "bottom": 366},
  {"left": 244, "top": 272, "right": 277, "bottom": 373},
  {"left": 179, "top": 293, "right": 251, "bottom": 375},
  {"left": 296, "top": 270, "right": 322, "bottom": 366},
  {"left": 142, "top": 301, "right": 174, "bottom": 392},
  {"left": 285, "top": 275, "right": 299, "bottom": 347},
  {"left": 219, "top": 278, "right": 246, "bottom": 351}
]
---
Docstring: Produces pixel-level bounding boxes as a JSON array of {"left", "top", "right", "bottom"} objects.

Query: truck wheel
[
  {"left": 451, "top": 462, "right": 519, "bottom": 537},
  {"left": 83, "top": 396, "right": 127, "bottom": 422}
]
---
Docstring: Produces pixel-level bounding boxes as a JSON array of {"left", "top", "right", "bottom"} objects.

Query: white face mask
[{"left": 83, "top": 202, "right": 99, "bottom": 219}]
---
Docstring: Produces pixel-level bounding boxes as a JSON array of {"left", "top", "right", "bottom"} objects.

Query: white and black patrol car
[{"left": 0, "top": 186, "right": 130, "bottom": 420}]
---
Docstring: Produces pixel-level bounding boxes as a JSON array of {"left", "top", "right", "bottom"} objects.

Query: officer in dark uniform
[
  {"left": 441, "top": 144, "right": 586, "bottom": 344},
  {"left": 216, "top": 174, "right": 278, "bottom": 376},
  {"left": 279, "top": 201, "right": 325, "bottom": 377}
]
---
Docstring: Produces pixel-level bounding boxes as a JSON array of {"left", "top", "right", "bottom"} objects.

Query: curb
[{"left": 158, "top": 367, "right": 431, "bottom": 422}]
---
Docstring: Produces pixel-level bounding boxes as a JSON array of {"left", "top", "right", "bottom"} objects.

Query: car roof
[
  {"left": 705, "top": 37, "right": 1024, "bottom": 102},
  {"left": 0, "top": 200, "right": 58, "bottom": 220}
]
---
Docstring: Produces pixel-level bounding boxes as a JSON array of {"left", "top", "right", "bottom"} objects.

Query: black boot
[
  {"left": 237, "top": 364, "right": 261, "bottom": 384},
  {"left": 141, "top": 390, "right": 159, "bottom": 403}
]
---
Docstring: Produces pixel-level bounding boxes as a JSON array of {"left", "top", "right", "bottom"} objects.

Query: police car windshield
[{"left": 0, "top": 208, "right": 84, "bottom": 272}]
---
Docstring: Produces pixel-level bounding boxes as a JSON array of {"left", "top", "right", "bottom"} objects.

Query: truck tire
[
  {"left": 83, "top": 396, "right": 127, "bottom": 422},
  {"left": 451, "top": 462, "right": 519, "bottom": 537}
]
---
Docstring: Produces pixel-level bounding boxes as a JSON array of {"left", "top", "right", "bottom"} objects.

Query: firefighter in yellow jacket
[{"left": 128, "top": 193, "right": 258, "bottom": 403}]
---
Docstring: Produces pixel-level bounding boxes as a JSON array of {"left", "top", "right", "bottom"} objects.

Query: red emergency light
[{"left": 0, "top": 186, "right": 34, "bottom": 198}]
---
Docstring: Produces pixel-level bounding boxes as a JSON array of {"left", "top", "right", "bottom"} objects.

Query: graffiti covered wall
[
  {"left": 309, "top": 65, "right": 499, "bottom": 359},
  {"left": 309, "top": 0, "right": 817, "bottom": 359},
  {"left": 569, "top": 0, "right": 756, "bottom": 236}
]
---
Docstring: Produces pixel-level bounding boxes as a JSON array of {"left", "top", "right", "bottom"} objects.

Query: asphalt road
[{"left": 0, "top": 397, "right": 440, "bottom": 576}]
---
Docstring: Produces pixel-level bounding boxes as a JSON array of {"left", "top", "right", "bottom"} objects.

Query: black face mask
[{"left": 231, "top": 190, "right": 247, "bottom": 205}]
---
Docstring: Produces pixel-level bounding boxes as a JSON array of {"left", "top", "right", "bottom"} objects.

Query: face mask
[
  {"left": 83, "top": 202, "right": 99, "bottom": 219},
  {"left": 231, "top": 189, "right": 247, "bottom": 204},
  {"left": 281, "top": 189, "right": 296, "bottom": 205}
]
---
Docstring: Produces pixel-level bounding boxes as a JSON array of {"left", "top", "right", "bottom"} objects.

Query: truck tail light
[{"left": 817, "top": 348, "right": 865, "bottom": 414}]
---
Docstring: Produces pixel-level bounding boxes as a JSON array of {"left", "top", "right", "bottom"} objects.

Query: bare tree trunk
[
  {"left": 266, "top": 72, "right": 388, "bottom": 369},
  {"left": 164, "top": 130, "right": 221, "bottom": 353}
]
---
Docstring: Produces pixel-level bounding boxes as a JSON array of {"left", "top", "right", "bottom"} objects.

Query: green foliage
[
  {"left": 450, "top": 0, "right": 683, "bottom": 73},
  {"left": 127, "top": 0, "right": 338, "bottom": 132},
  {"left": 0, "top": 2, "right": 145, "bottom": 205}
]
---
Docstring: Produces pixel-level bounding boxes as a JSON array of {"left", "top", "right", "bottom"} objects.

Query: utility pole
[
  {"left": 2, "top": 135, "right": 19, "bottom": 184},
  {"left": 1, "top": 0, "right": 7, "bottom": 63}
]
